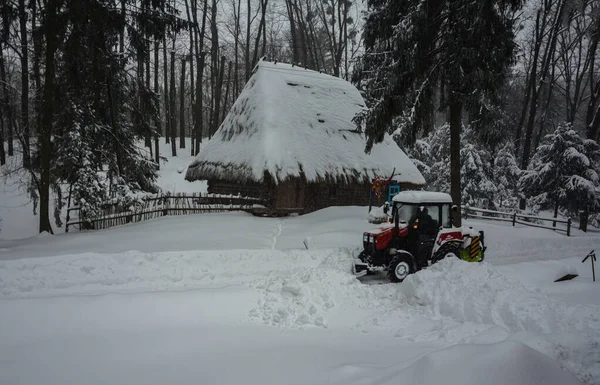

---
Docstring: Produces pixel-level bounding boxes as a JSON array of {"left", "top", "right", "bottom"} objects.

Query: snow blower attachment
[{"left": 354, "top": 191, "right": 486, "bottom": 282}]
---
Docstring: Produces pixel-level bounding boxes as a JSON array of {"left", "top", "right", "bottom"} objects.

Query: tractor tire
[
  {"left": 432, "top": 243, "right": 461, "bottom": 264},
  {"left": 387, "top": 253, "right": 415, "bottom": 283}
]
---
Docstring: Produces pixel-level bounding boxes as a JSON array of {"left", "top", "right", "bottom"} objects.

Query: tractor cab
[
  {"left": 388, "top": 192, "right": 454, "bottom": 234},
  {"left": 354, "top": 191, "right": 485, "bottom": 282}
]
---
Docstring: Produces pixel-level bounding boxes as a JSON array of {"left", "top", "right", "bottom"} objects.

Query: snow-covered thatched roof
[{"left": 185, "top": 60, "right": 425, "bottom": 186}]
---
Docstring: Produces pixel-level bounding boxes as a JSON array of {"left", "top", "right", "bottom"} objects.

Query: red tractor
[{"left": 354, "top": 191, "right": 486, "bottom": 282}]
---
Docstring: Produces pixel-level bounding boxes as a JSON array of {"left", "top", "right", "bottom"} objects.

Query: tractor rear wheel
[
  {"left": 432, "top": 243, "right": 461, "bottom": 264},
  {"left": 387, "top": 253, "right": 415, "bottom": 283}
]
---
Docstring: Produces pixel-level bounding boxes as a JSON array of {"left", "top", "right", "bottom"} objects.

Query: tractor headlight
[
  {"left": 363, "top": 234, "right": 369, "bottom": 243},
  {"left": 370, "top": 235, "right": 375, "bottom": 243}
]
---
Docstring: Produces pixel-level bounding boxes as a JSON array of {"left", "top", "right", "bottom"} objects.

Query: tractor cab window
[
  {"left": 396, "top": 204, "right": 419, "bottom": 226},
  {"left": 441, "top": 204, "right": 452, "bottom": 228},
  {"left": 420, "top": 205, "right": 440, "bottom": 235}
]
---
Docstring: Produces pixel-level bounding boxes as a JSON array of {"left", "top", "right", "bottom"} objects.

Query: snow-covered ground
[
  {"left": 2, "top": 138, "right": 600, "bottom": 385},
  {"left": 1, "top": 208, "right": 599, "bottom": 385}
]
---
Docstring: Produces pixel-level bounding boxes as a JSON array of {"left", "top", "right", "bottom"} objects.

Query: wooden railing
[
  {"left": 66, "top": 193, "right": 266, "bottom": 232},
  {"left": 464, "top": 206, "right": 572, "bottom": 236}
]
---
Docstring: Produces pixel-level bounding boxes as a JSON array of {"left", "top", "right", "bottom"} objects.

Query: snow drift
[{"left": 386, "top": 341, "right": 582, "bottom": 385}]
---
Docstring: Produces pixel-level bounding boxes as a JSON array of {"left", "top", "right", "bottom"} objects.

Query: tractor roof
[{"left": 392, "top": 191, "right": 453, "bottom": 204}]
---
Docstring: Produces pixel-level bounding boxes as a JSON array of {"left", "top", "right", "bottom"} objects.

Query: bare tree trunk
[
  {"left": 180, "top": 58, "right": 186, "bottom": 149},
  {"left": 318, "top": 0, "right": 337, "bottom": 74},
  {"left": 234, "top": 0, "right": 241, "bottom": 97},
  {"left": 163, "top": 37, "right": 170, "bottom": 142},
  {"left": 194, "top": 0, "right": 209, "bottom": 155},
  {"left": 520, "top": 0, "right": 565, "bottom": 173},
  {"left": 535, "top": 63, "right": 557, "bottom": 150},
  {"left": 0, "top": 115, "right": 5, "bottom": 165},
  {"left": 39, "top": 0, "right": 60, "bottom": 234},
  {"left": 212, "top": 56, "right": 226, "bottom": 137},
  {"left": 223, "top": 60, "right": 232, "bottom": 124},
  {"left": 514, "top": 12, "right": 539, "bottom": 156},
  {"left": 586, "top": 11, "right": 600, "bottom": 140},
  {"left": 141, "top": 35, "right": 151, "bottom": 150},
  {"left": 107, "top": 73, "right": 123, "bottom": 177},
  {"left": 285, "top": 0, "right": 299, "bottom": 64},
  {"left": 251, "top": 0, "right": 269, "bottom": 68},
  {"left": 588, "top": 78, "right": 600, "bottom": 140},
  {"left": 450, "top": 95, "right": 462, "bottom": 227},
  {"left": 293, "top": 1, "right": 308, "bottom": 67},
  {"left": 32, "top": 0, "right": 42, "bottom": 137},
  {"left": 306, "top": 3, "right": 321, "bottom": 70},
  {"left": 145, "top": 37, "right": 154, "bottom": 159},
  {"left": 343, "top": 0, "right": 348, "bottom": 79},
  {"left": 209, "top": 0, "right": 219, "bottom": 139},
  {"left": 154, "top": 38, "right": 161, "bottom": 169},
  {"left": 120, "top": 0, "right": 126, "bottom": 62},
  {"left": 245, "top": 0, "right": 251, "bottom": 81},
  {"left": 170, "top": 48, "right": 177, "bottom": 156},
  {"left": 0, "top": 45, "right": 14, "bottom": 157},
  {"left": 19, "top": 0, "right": 30, "bottom": 166},
  {"left": 184, "top": 0, "right": 195, "bottom": 152},
  {"left": 195, "top": 53, "right": 206, "bottom": 154},
  {"left": 261, "top": 1, "right": 267, "bottom": 56}
]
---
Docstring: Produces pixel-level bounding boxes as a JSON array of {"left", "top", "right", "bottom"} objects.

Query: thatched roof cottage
[{"left": 185, "top": 60, "right": 425, "bottom": 214}]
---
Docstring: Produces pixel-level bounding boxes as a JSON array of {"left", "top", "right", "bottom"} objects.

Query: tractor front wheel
[
  {"left": 432, "top": 243, "right": 461, "bottom": 264},
  {"left": 387, "top": 253, "right": 415, "bottom": 283}
]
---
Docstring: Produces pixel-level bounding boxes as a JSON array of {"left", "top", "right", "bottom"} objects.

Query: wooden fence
[
  {"left": 464, "top": 206, "right": 572, "bottom": 236},
  {"left": 66, "top": 193, "right": 266, "bottom": 232}
]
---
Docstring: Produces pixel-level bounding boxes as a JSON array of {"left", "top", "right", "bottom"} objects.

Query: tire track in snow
[{"left": 270, "top": 219, "right": 285, "bottom": 249}]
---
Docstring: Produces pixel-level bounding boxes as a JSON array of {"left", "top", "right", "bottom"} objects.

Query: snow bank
[
  {"left": 400, "top": 258, "right": 600, "bottom": 383},
  {"left": 401, "top": 258, "right": 600, "bottom": 335}
]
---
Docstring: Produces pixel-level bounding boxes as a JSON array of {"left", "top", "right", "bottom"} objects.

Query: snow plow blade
[{"left": 353, "top": 260, "right": 369, "bottom": 278}]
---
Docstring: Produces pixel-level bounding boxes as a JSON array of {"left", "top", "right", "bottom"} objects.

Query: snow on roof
[
  {"left": 186, "top": 60, "right": 425, "bottom": 186},
  {"left": 392, "top": 191, "right": 453, "bottom": 204}
]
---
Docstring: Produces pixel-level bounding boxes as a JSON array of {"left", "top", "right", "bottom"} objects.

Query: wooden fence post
[
  {"left": 512, "top": 212, "right": 517, "bottom": 227},
  {"left": 65, "top": 184, "right": 73, "bottom": 232},
  {"left": 567, "top": 218, "right": 571, "bottom": 237}
]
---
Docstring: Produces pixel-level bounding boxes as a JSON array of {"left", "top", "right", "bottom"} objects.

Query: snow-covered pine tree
[
  {"left": 27, "top": 0, "right": 186, "bottom": 231},
  {"left": 353, "top": 0, "right": 523, "bottom": 226},
  {"left": 409, "top": 124, "right": 497, "bottom": 207},
  {"left": 519, "top": 123, "right": 600, "bottom": 229},
  {"left": 423, "top": 124, "right": 451, "bottom": 194},
  {"left": 493, "top": 144, "right": 521, "bottom": 210},
  {"left": 407, "top": 139, "right": 432, "bottom": 185},
  {"left": 53, "top": 111, "right": 106, "bottom": 229},
  {"left": 461, "top": 142, "right": 497, "bottom": 208}
]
